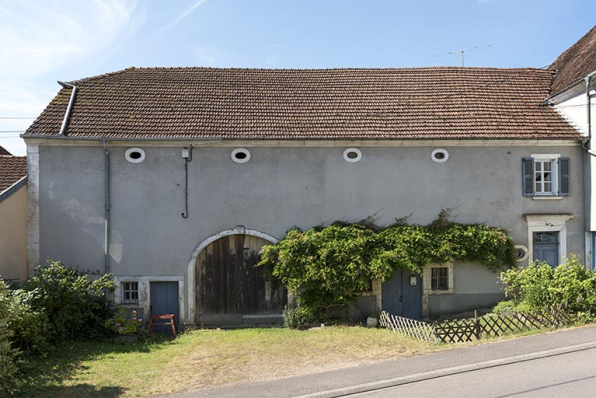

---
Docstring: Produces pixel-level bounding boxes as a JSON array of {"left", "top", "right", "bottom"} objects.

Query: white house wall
[
  {"left": 554, "top": 82, "right": 596, "bottom": 232},
  {"left": 33, "top": 143, "right": 586, "bottom": 322},
  {"left": 553, "top": 81, "right": 596, "bottom": 136}
]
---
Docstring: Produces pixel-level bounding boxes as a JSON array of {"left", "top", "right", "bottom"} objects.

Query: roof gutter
[
  {"left": 57, "top": 81, "right": 78, "bottom": 136},
  {"left": 546, "top": 69, "right": 596, "bottom": 103},
  {"left": 586, "top": 70, "right": 596, "bottom": 141}
]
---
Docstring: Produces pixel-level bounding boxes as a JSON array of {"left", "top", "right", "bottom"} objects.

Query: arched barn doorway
[{"left": 195, "top": 234, "right": 287, "bottom": 326}]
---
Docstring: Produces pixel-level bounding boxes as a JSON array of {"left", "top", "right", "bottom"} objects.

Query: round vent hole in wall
[
  {"left": 514, "top": 245, "right": 529, "bottom": 263},
  {"left": 231, "top": 148, "right": 251, "bottom": 163},
  {"left": 431, "top": 149, "right": 449, "bottom": 163},
  {"left": 343, "top": 148, "right": 362, "bottom": 162},
  {"left": 125, "top": 148, "right": 145, "bottom": 163}
]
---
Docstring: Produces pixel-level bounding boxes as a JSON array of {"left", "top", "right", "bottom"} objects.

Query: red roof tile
[
  {"left": 550, "top": 25, "right": 596, "bottom": 94},
  {"left": 25, "top": 67, "right": 579, "bottom": 140},
  {"left": 0, "top": 156, "right": 27, "bottom": 193}
]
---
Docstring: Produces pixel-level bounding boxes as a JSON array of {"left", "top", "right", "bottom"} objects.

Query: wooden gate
[{"left": 196, "top": 234, "right": 287, "bottom": 326}]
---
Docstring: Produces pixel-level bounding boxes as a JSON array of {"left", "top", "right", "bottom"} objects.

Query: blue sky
[{"left": 1, "top": 0, "right": 595, "bottom": 155}]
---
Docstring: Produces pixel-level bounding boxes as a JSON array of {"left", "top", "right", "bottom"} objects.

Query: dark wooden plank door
[
  {"left": 196, "top": 234, "right": 287, "bottom": 325},
  {"left": 150, "top": 281, "right": 179, "bottom": 330}
]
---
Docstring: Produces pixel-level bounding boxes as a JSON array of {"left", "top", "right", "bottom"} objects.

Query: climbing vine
[{"left": 258, "top": 212, "right": 515, "bottom": 319}]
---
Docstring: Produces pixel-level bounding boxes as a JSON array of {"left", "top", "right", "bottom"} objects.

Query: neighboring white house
[
  {"left": 20, "top": 25, "right": 596, "bottom": 325},
  {"left": 545, "top": 25, "right": 596, "bottom": 268},
  {"left": 0, "top": 147, "right": 28, "bottom": 281}
]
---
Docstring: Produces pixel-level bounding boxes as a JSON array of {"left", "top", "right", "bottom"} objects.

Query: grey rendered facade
[
  {"left": 26, "top": 139, "right": 585, "bottom": 324},
  {"left": 22, "top": 26, "right": 596, "bottom": 324}
]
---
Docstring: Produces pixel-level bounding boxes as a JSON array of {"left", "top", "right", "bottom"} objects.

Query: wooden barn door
[{"left": 196, "top": 234, "right": 287, "bottom": 326}]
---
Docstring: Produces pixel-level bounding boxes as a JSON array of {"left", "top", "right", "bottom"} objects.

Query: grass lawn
[{"left": 20, "top": 326, "right": 445, "bottom": 397}]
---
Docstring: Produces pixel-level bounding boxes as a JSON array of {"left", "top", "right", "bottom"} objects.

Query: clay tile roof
[
  {"left": 550, "top": 25, "right": 596, "bottom": 94},
  {"left": 24, "top": 66, "right": 579, "bottom": 140},
  {"left": 0, "top": 156, "right": 27, "bottom": 193},
  {"left": 0, "top": 146, "right": 11, "bottom": 156}
]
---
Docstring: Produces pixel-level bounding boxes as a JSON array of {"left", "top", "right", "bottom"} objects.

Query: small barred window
[
  {"left": 431, "top": 268, "right": 448, "bottom": 290},
  {"left": 122, "top": 282, "right": 139, "bottom": 304}
]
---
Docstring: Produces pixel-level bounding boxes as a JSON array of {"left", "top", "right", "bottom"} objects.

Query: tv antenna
[{"left": 435, "top": 44, "right": 492, "bottom": 67}]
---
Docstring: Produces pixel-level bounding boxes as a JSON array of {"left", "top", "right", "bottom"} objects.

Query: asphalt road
[{"left": 352, "top": 347, "right": 596, "bottom": 398}]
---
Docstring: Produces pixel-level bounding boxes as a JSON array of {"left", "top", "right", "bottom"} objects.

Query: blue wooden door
[
  {"left": 533, "top": 232, "right": 559, "bottom": 268},
  {"left": 381, "top": 270, "right": 422, "bottom": 319},
  {"left": 150, "top": 282, "right": 179, "bottom": 331}
]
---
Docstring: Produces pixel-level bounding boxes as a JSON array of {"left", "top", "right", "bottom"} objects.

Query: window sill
[
  {"left": 423, "top": 288, "right": 454, "bottom": 295},
  {"left": 532, "top": 196, "right": 563, "bottom": 201}
]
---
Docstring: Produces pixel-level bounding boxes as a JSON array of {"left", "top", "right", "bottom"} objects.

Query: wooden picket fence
[
  {"left": 379, "top": 303, "right": 570, "bottom": 344},
  {"left": 379, "top": 311, "right": 436, "bottom": 343}
]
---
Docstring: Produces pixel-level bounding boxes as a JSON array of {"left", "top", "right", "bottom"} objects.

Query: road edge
[{"left": 296, "top": 341, "right": 596, "bottom": 398}]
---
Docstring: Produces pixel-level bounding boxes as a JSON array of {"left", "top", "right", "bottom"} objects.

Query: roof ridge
[
  {"left": 67, "top": 67, "right": 137, "bottom": 85},
  {"left": 68, "top": 65, "right": 552, "bottom": 77},
  {"left": 128, "top": 66, "right": 549, "bottom": 72}
]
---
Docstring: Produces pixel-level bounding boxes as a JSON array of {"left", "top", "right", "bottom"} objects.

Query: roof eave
[
  {"left": 546, "top": 68, "right": 596, "bottom": 104},
  {"left": 0, "top": 176, "right": 27, "bottom": 204}
]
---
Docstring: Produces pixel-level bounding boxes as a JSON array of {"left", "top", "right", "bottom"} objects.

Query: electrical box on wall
[{"left": 181, "top": 149, "right": 190, "bottom": 159}]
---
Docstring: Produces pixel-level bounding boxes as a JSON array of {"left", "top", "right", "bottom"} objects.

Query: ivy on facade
[{"left": 258, "top": 213, "right": 516, "bottom": 317}]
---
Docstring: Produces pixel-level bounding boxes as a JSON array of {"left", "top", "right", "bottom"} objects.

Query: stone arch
[{"left": 186, "top": 226, "right": 278, "bottom": 323}]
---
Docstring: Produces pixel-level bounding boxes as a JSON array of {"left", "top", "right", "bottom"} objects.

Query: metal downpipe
[
  {"left": 57, "top": 81, "right": 77, "bottom": 136},
  {"left": 587, "top": 72, "right": 595, "bottom": 141},
  {"left": 102, "top": 139, "right": 111, "bottom": 275}
]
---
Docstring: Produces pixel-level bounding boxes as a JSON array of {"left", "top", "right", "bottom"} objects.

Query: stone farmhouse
[{"left": 21, "top": 26, "right": 596, "bottom": 326}]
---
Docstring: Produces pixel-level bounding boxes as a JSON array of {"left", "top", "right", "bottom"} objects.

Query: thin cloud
[
  {"left": 0, "top": 0, "right": 146, "bottom": 155},
  {"left": 153, "top": 0, "right": 209, "bottom": 37},
  {"left": 0, "top": 0, "right": 144, "bottom": 79}
]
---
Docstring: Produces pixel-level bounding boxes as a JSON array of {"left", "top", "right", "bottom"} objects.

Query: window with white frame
[
  {"left": 121, "top": 282, "right": 139, "bottom": 304},
  {"left": 522, "top": 155, "right": 570, "bottom": 197},
  {"left": 534, "top": 159, "right": 555, "bottom": 195}
]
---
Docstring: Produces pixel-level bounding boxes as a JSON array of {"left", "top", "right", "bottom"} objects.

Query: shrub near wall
[
  {"left": 259, "top": 214, "right": 515, "bottom": 322},
  {"left": 0, "top": 281, "right": 20, "bottom": 396},
  {"left": 18, "top": 260, "right": 116, "bottom": 346},
  {"left": 0, "top": 261, "right": 116, "bottom": 396},
  {"left": 500, "top": 256, "right": 596, "bottom": 315}
]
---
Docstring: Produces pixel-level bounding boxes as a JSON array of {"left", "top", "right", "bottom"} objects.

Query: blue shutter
[
  {"left": 522, "top": 157, "right": 534, "bottom": 196},
  {"left": 558, "top": 157, "right": 570, "bottom": 196}
]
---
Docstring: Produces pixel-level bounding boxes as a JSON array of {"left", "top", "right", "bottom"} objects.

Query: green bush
[
  {"left": 105, "top": 308, "right": 143, "bottom": 335},
  {"left": 492, "top": 300, "right": 517, "bottom": 316},
  {"left": 261, "top": 225, "right": 387, "bottom": 317},
  {"left": 282, "top": 306, "right": 315, "bottom": 329},
  {"left": 0, "top": 262, "right": 117, "bottom": 396},
  {"left": 0, "top": 281, "right": 21, "bottom": 396},
  {"left": 259, "top": 213, "right": 515, "bottom": 320},
  {"left": 19, "top": 260, "right": 116, "bottom": 345},
  {"left": 7, "top": 289, "right": 50, "bottom": 355},
  {"left": 500, "top": 255, "right": 596, "bottom": 313}
]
